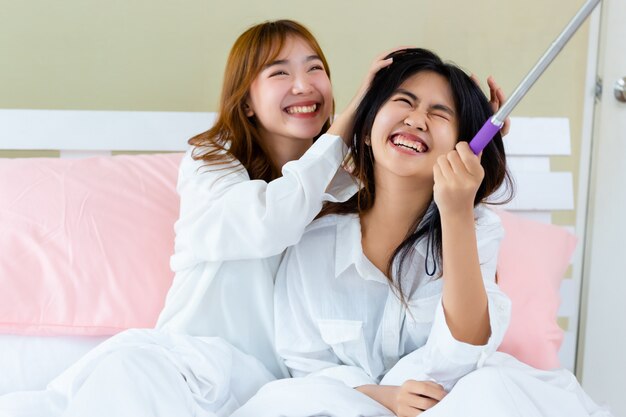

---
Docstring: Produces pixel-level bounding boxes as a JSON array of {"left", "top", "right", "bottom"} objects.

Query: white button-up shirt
[
  {"left": 157, "top": 134, "right": 357, "bottom": 378},
  {"left": 274, "top": 206, "right": 511, "bottom": 390}
]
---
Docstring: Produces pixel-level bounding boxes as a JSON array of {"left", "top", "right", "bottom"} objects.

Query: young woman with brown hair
[
  {"left": 156, "top": 19, "right": 393, "bottom": 379},
  {"left": 0, "top": 23, "right": 511, "bottom": 417},
  {"left": 0, "top": 20, "right": 396, "bottom": 417}
]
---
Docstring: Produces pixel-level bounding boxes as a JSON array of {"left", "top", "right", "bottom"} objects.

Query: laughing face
[
  {"left": 369, "top": 70, "right": 459, "bottom": 181},
  {"left": 246, "top": 35, "right": 333, "bottom": 146}
]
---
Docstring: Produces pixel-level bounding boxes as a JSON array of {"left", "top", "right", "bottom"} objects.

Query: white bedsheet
[
  {"left": 0, "top": 329, "right": 273, "bottom": 417},
  {"left": 0, "top": 334, "right": 107, "bottom": 395}
]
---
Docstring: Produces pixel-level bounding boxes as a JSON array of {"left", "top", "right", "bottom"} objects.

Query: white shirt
[
  {"left": 274, "top": 206, "right": 512, "bottom": 390},
  {"left": 157, "top": 134, "right": 357, "bottom": 378}
]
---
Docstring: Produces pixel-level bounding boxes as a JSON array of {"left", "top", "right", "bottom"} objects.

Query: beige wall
[{"left": 1, "top": 0, "right": 590, "bottom": 224}]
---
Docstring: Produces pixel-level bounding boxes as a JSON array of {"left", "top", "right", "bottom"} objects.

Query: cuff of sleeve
[
  {"left": 323, "top": 168, "right": 359, "bottom": 203},
  {"left": 483, "top": 286, "right": 512, "bottom": 361},
  {"left": 307, "top": 134, "right": 358, "bottom": 203},
  {"left": 302, "top": 133, "right": 347, "bottom": 161},
  {"left": 426, "top": 300, "right": 489, "bottom": 366},
  {"left": 428, "top": 293, "right": 512, "bottom": 368},
  {"left": 310, "top": 365, "right": 376, "bottom": 388}
]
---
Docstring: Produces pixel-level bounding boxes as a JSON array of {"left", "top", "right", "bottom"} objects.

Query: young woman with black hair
[{"left": 230, "top": 48, "right": 611, "bottom": 417}]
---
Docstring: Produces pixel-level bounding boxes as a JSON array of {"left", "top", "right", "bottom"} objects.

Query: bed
[{"left": 0, "top": 109, "right": 578, "bottom": 395}]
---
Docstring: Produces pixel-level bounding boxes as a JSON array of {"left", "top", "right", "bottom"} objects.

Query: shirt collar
[
  {"left": 331, "top": 207, "right": 492, "bottom": 290},
  {"left": 333, "top": 212, "right": 432, "bottom": 280},
  {"left": 333, "top": 214, "right": 390, "bottom": 284},
  {"left": 334, "top": 213, "right": 361, "bottom": 278}
]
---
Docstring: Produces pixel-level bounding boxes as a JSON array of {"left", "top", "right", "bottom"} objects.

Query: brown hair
[{"left": 189, "top": 20, "right": 332, "bottom": 182}]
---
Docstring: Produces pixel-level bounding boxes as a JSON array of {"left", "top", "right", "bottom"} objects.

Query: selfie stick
[{"left": 469, "top": 0, "right": 601, "bottom": 154}]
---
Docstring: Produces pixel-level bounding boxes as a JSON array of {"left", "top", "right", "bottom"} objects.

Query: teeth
[
  {"left": 286, "top": 104, "right": 317, "bottom": 114},
  {"left": 392, "top": 135, "right": 426, "bottom": 152}
]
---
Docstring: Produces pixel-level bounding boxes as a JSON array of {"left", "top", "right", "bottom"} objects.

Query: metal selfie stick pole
[{"left": 469, "top": 0, "right": 602, "bottom": 154}]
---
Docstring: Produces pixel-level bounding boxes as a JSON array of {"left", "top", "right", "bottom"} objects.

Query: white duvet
[
  {"left": 0, "top": 329, "right": 273, "bottom": 417},
  {"left": 231, "top": 353, "right": 613, "bottom": 417},
  {"left": 0, "top": 331, "right": 614, "bottom": 417}
]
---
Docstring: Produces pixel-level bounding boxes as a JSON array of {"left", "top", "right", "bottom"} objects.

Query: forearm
[
  {"left": 176, "top": 134, "right": 350, "bottom": 262},
  {"left": 440, "top": 208, "right": 490, "bottom": 345},
  {"left": 327, "top": 104, "right": 358, "bottom": 141},
  {"left": 355, "top": 385, "right": 398, "bottom": 413}
]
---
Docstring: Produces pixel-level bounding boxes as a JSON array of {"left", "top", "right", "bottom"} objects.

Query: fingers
[
  {"left": 469, "top": 73, "right": 481, "bottom": 88},
  {"left": 344, "top": 46, "right": 411, "bottom": 121},
  {"left": 436, "top": 154, "right": 454, "bottom": 181},
  {"left": 369, "top": 45, "right": 418, "bottom": 74},
  {"left": 370, "top": 47, "right": 407, "bottom": 73},
  {"left": 397, "top": 398, "right": 437, "bottom": 416},
  {"left": 370, "top": 56, "right": 393, "bottom": 74},
  {"left": 455, "top": 142, "right": 483, "bottom": 174},
  {"left": 470, "top": 74, "right": 502, "bottom": 114},
  {"left": 486, "top": 76, "right": 502, "bottom": 113},
  {"left": 403, "top": 380, "right": 447, "bottom": 402},
  {"left": 397, "top": 380, "right": 447, "bottom": 416},
  {"left": 436, "top": 143, "right": 481, "bottom": 179},
  {"left": 378, "top": 45, "right": 414, "bottom": 60},
  {"left": 479, "top": 75, "right": 511, "bottom": 137},
  {"left": 490, "top": 76, "right": 507, "bottom": 104},
  {"left": 367, "top": 45, "right": 414, "bottom": 76},
  {"left": 355, "top": 47, "right": 407, "bottom": 102},
  {"left": 487, "top": 76, "right": 511, "bottom": 136},
  {"left": 446, "top": 150, "right": 464, "bottom": 174},
  {"left": 472, "top": 74, "right": 506, "bottom": 114},
  {"left": 501, "top": 116, "right": 511, "bottom": 136}
]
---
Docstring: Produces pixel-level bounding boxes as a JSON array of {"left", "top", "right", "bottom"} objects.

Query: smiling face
[
  {"left": 369, "top": 70, "right": 459, "bottom": 182},
  {"left": 246, "top": 35, "right": 333, "bottom": 147}
]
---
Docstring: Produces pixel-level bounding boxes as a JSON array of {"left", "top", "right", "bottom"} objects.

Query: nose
[
  {"left": 404, "top": 109, "right": 427, "bottom": 131},
  {"left": 292, "top": 73, "right": 314, "bottom": 95}
]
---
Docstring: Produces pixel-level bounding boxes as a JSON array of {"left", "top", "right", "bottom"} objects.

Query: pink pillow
[
  {"left": 0, "top": 153, "right": 183, "bottom": 336},
  {"left": 495, "top": 209, "right": 577, "bottom": 370}
]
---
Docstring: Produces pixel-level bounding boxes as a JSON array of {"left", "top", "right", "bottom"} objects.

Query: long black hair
[{"left": 320, "top": 48, "right": 512, "bottom": 298}]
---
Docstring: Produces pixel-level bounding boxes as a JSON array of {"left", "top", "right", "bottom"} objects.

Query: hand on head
[
  {"left": 328, "top": 47, "right": 412, "bottom": 142},
  {"left": 470, "top": 74, "right": 511, "bottom": 136}
]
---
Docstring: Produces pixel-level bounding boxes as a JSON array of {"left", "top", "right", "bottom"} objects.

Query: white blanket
[
  {"left": 0, "top": 332, "right": 613, "bottom": 417},
  {"left": 231, "top": 353, "right": 613, "bottom": 417},
  {"left": 0, "top": 329, "right": 273, "bottom": 417}
]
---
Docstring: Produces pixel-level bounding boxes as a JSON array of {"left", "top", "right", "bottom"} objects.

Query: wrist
[
  {"left": 328, "top": 119, "right": 354, "bottom": 145},
  {"left": 439, "top": 204, "right": 475, "bottom": 221},
  {"left": 356, "top": 385, "right": 399, "bottom": 413}
]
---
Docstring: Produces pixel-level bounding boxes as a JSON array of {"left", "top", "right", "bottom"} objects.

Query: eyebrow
[
  {"left": 431, "top": 103, "right": 456, "bottom": 116},
  {"left": 263, "top": 55, "right": 323, "bottom": 70},
  {"left": 396, "top": 88, "right": 456, "bottom": 117}
]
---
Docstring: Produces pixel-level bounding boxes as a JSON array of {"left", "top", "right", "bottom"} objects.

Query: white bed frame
[{"left": 0, "top": 109, "right": 579, "bottom": 370}]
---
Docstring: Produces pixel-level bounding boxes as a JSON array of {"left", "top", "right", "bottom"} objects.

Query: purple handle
[{"left": 469, "top": 117, "right": 502, "bottom": 154}]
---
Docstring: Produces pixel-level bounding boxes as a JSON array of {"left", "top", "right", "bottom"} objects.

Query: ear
[
  {"left": 364, "top": 136, "right": 371, "bottom": 146},
  {"left": 244, "top": 101, "right": 254, "bottom": 117}
]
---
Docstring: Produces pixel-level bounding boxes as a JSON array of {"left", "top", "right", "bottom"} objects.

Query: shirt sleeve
[
  {"left": 381, "top": 207, "right": 511, "bottom": 391},
  {"left": 170, "top": 134, "right": 357, "bottom": 268},
  {"left": 275, "top": 244, "right": 377, "bottom": 388}
]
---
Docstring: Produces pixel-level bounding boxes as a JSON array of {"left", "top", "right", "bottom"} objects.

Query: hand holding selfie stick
[{"left": 469, "top": 0, "right": 602, "bottom": 154}]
